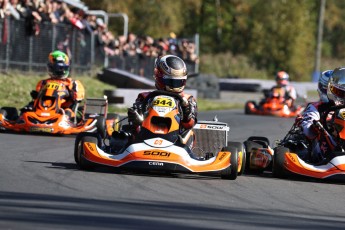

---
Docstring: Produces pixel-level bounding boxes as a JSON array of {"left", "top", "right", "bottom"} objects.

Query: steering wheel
[{"left": 321, "top": 104, "right": 345, "bottom": 134}]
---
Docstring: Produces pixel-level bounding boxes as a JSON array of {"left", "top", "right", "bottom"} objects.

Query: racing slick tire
[
  {"left": 0, "top": 107, "right": 18, "bottom": 121},
  {"left": 227, "top": 141, "right": 246, "bottom": 176},
  {"left": 247, "top": 136, "right": 270, "bottom": 146},
  {"left": 244, "top": 101, "right": 256, "bottom": 114},
  {"left": 220, "top": 146, "right": 238, "bottom": 180},
  {"left": 74, "top": 132, "right": 102, "bottom": 170},
  {"left": 96, "top": 115, "right": 106, "bottom": 138},
  {"left": 244, "top": 140, "right": 264, "bottom": 173},
  {"left": 272, "top": 146, "right": 289, "bottom": 178}
]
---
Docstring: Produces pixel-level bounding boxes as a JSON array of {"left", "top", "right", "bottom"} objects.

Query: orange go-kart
[
  {"left": 245, "top": 88, "right": 304, "bottom": 118},
  {"left": 0, "top": 80, "right": 119, "bottom": 135},
  {"left": 75, "top": 90, "right": 246, "bottom": 180},
  {"left": 245, "top": 105, "right": 345, "bottom": 180}
]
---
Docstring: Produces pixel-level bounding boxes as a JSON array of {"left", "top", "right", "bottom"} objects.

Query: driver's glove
[
  {"left": 181, "top": 101, "right": 193, "bottom": 122},
  {"left": 128, "top": 103, "right": 144, "bottom": 125}
]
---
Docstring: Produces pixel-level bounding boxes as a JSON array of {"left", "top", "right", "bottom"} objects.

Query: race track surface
[{"left": 1, "top": 110, "right": 345, "bottom": 230}]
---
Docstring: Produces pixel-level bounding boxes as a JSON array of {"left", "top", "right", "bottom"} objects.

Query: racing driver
[
  {"left": 300, "top": 67, "right": 345, "bottom": 163},
  {"left": 21, "top": 50, "right": 85, "bottom": 119}
]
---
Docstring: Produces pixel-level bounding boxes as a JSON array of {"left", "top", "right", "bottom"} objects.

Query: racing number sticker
[
  {"left": 153, "top": 98, "right": 175, "bottom": 108},
  {"left": 45, "top": 82, "right": 61, "bottom": 90}
]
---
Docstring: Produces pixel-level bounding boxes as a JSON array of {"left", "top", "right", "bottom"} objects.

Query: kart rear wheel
[
  {"left": 227, "top": 141, "right": 246, "bottom": 176},
  {"left": 244, "top": 140, "right": 263, "bottom": 173},
  {"left": 0, "top": 107, "right": 18, "bottom": 121},
  {"left": 245, "top": 101, "right": 255, "bottom": 114},
  {"left": 96, "top": 116, "right": 106, "bottom": 138},
  {"left": 220, "top": 146, "right": 238, "bottom": 180},
  {"left": 272, "top": 146, "right": 289, "bottom": 178},
  {"left": 74, "top": 132, "right": 101, "bottom": 170}
]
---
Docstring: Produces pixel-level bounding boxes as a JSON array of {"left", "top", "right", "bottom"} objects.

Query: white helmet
[{"left": 318, "top": 70, "right": 333, "bottom": 102}]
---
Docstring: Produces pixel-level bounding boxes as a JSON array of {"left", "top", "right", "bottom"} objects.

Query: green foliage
[
  {"left": 200, "top": 52, "right": 269, "bottom": 79},
  {"left": 0, "top": 73, "right": 115, "bottom": 109},
  {"left": 248, "top": 0, "right": 317, "bottom": 81},
  {"left": 0, "top": 72, "right": 237, "bottom": 112},
  {"left": 82, "top": 0, "right": 345, "bottom": 81}
]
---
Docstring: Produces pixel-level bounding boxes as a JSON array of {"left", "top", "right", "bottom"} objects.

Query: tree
[{"left": 248, "top": 0, "right": 317, "bottom": 80}]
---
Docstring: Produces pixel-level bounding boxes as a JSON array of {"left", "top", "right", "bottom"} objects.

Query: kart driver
[
  {"left": 299, "top": 67, "right": 345, "bottom": 163},
  {"left": 269, "top": 71, "right": 297, "bottom": 108},
  {"left": 128, "top": 54, "right": 197, "bottom": 131},
  {"left": 21, "top": 50, "right": 85, "bottom": 118}
]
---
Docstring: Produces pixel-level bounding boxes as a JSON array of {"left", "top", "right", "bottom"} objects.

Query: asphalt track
[{"left": 1, "top": 110, "right": 345, "bottom": 230}]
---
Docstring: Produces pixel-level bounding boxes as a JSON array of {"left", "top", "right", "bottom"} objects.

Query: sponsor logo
[
  {"left": 30, "top": 127, "right": 53, "bottom": 133},
  {"left": 287, "top": 154, "right": 295, "bottom": 163},
  {"left": 40, "top": 112, "right": 51, "bottom": 117},
  {"left": 143, "top": 151, "right": 171, "bottom": 157},
  {"left": 86, "top": 142, "right": 94, "bottom": 151},
  {"left": 148, "top": 162, "right": 164, "bottom": 166},
  {"left": 198, "top": 124, "right": 227, "bottom": 130},
  {"left": 219, "top": 152, "right": 226, "bottom": 161}
]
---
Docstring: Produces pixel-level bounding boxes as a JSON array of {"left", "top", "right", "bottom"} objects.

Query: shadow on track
[{"left": 1, "top": 191, "right": 344, "bottom": 230}]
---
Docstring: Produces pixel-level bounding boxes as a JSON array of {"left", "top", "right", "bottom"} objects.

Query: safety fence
[
  {"left": 0, "top": 18, "right": 94, "bottom": 74},
  {"left": 0, "top": 18, "right": 198, "bottom": 78}
]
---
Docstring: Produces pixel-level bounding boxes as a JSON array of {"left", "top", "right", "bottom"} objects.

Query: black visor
[{"left": 163, "top": 78, "right": 186, "bottom": 88}]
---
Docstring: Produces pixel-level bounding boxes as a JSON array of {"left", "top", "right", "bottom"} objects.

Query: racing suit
[
  {"left": 300, "top": 101, "right": 335, "bottom": 162},
  {"left": 269, "top": 85, "right": 297, "bottom": 108},
  {"left": 35, "top": 78, "right": 85, "bottom": 109}
]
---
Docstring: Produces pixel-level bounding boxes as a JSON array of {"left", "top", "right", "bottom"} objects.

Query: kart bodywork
[
  {"left": 245, "top": 106, "right": 345, "bottom": 180},
  {"left": 0, "top": 81, "right": 118, "bottom": 135},
  {"left": 245, "top": 98, "right": 304, "bottom": 118},
  {"left": 245, "top": 89, "right": 304, "bottom": 117},
  {"left": 75, "top": 90, "right": 246, "bottom": 179}
]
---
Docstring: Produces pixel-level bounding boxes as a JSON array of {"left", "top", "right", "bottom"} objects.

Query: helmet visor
[
  {"left": 330, "top": 84, "right": 345, "bottom": 99},
  {"left": 163, "top": 78, "right": 186, "bottom": 88},
  {"left": 51, "top": 62, "right": 69, "bottom": 76}
]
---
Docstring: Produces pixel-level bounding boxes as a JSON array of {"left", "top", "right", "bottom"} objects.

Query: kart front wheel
[
  {"left": 220, "top": 146, "right": 238, "bottom": 180},
  {"left": 96, "top": 116, "right": 106, "bottom": 138},
  {"left": 272, "top": 146, "right": 289, "bottom": 178},
  {"left": 243, "top": 140, "right": 263, "bottom": 173},
  {"left": 75, "top": 133, "right": 100, "bottom": 170},
  {"left": 227, "top": 141, "right": 246, "bottom": 176}
]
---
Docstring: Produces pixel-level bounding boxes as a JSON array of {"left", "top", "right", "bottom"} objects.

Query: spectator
[{"left": 1, "top": 0, "right": 20, "bottom": 20}]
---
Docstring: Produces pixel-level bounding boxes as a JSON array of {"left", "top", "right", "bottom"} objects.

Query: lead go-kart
[
  {"left": 0, "top": 80, "right": 119, "bottom": 135},
  {"left": 245, "top": 89, "right": 304, "bottom": 118},
  {"left": 75, "top": 90, "right": 246, "bottom": 180},
  {"left": 245, "top": 105, "right": 345, "bottom": 180}
]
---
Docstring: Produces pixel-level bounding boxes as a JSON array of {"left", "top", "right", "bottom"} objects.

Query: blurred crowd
[{"left": 0, "top": 0, "right": 198, "bottom": 64}]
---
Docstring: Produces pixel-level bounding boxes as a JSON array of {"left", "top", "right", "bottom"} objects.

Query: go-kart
[
  {"left": 245, "top": 105, "right": 345, "bottom": 180},
  {"left": 245, "top": 89, "right": 304, "bottom": 118},
  {"left": 75, "top": 90, "right": 246, "bottom": 180},
  {"left": 0, "top": 80, "right": 119, "bottom": 135}
]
